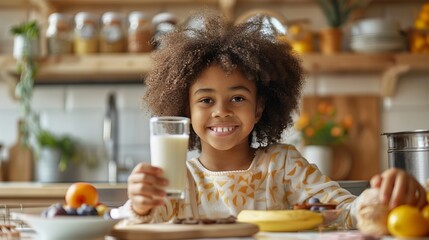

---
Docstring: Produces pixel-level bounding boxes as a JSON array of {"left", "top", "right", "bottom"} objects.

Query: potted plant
[
  {"left": 10, "top": 21, "right": 83, "bottom": 182},
  {"left": 294, "top": 102, "right": 353, "bottom": 177},
  {"left": 317, "top": 0, "right": 370, "bottom": 54}
]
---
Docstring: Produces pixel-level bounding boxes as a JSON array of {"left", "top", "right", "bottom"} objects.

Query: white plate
[{"left": 13, "top": 213, "right": 121, "bottom": 240}]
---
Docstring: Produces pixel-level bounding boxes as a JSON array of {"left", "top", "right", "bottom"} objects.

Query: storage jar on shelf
[
  {"left": 128, "top": 11, "right": 153, "bottom": 53},
  {"left": 100, "top": 12, "right": 126, "bottom": 53},
  {"left": 74, "top": 12, "right": 99, "bottom": 55},
  {"left": 46, "top": 13, "right": 73, "bottom": 55}
]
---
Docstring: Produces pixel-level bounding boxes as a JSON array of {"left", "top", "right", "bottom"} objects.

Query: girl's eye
[
  {"left": 232, "top": 96, "right": 245, "bottom": 102},
  {"left": 199, "top": 98, "right": 213, "bottom": 104}
]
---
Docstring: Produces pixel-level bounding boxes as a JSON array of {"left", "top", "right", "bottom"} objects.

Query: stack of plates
[{"left": 349, "top": 18, "right": 406, "bottom": 53}]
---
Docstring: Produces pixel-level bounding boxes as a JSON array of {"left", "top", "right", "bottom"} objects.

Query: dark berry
[
  {"left": 310, "top": 205, "right": 320, "bottom": 211},
  {"left": 41, "top": 203, "right": 67, "bottom": 218},
  {"left": 308, "top": 197, "right": 320, "bottom": 204},
  {"left": 76, "top": 204, "right": 98, "bottom": 216},
  {"left": 65, "top": 206, "right": 78, "bottom": 216}
]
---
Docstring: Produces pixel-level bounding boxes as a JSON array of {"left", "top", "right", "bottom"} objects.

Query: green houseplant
[
  {"left": 316, "top": 0, "right": 370, "bottom": 54},
  {"left": 10, "top": 21, "right": 81, "bottom": 177}
]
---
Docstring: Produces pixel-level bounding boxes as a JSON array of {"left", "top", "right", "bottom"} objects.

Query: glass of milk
[{"left": 150, "top": 116, "right": 190, "bottom": 199}]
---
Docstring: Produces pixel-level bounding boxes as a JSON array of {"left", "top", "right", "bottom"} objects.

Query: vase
[
  {"left": 319, "top": 27, "right": 343, "bottom": 54},
  {"left": 302, "top": 145, "right": 333, "bottom": 177},
  {"left": 35, "top": 147, "right": 76, "bottom": 182}
]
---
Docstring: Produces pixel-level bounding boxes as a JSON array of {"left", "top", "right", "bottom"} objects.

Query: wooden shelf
[{"left": 1, "top": 53, "right": 428, "bottom": 94}]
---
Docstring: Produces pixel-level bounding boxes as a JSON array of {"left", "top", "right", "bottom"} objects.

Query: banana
[{"left": 237, "top": 209, "right": 323, "bottom": 232}]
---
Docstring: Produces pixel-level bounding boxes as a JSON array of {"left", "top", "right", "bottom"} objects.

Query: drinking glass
[{"left": 150, "top": 116, "right": 190, "bottom": 199}]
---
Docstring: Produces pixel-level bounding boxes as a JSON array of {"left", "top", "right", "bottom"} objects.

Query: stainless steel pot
[{"left": 383, "top": 130, "right": 429, "bottom": 186}]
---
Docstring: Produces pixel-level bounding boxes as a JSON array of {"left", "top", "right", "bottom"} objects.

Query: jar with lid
[
  {"left": 100, "top": 12, "right": 126, "bottom": 53},
  {"left": 46, "top": 13, "right": 73, "bottom": 55},
  {"left": 128, "top": 11, "right": 153, "bottom": 53},
  {"left": 152, "top": 12, "right": 177, "bottom": 49},
  {"left": 74, "top": 12, "right": 99, "bottom": 55}
]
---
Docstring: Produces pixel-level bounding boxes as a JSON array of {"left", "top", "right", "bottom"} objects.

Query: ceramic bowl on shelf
[{"left": 12, "top": 213, "right": 121, "bottom": 240}]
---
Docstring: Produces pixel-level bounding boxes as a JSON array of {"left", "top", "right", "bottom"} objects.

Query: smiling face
[{"left": 189, "top": 65, "right": 264, "bottom": 152}]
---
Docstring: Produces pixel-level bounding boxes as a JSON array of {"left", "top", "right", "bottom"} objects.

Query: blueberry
[
  {"left": 41, "top": 203, "right": 67, "bottom": 218},
  {"left": 76, "top": 204, "right": 98, "bottom": 216},
  {"left": 308, "top": 197, "right": 320, "bottom": 204},
  {"left": 310, "top": 205, "right": 320, "bottom": 211},
  {"left": 318, "top": 206, "right": 327, "bottom": 211},
  {"left": 65, "top": 206, "right": 78, "bottom": 216}
]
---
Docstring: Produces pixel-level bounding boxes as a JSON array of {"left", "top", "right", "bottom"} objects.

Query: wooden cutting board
[
  {"left": 302, "top": 95, "right": 381, "bottom": 180},
  {"left": 7, "top": 120, "right": 33, "bottom": 181},
  {"left": 109, "top": 222, "right": 259, "bottom": 240}
]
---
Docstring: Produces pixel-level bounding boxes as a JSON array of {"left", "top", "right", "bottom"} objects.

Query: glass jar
[
  {"left": 46, "top": 13, "right": 73, "bottom": 55},
  {"left": 128, "top": 11, "right": 153, "bottom": 53},
  {"left": 152, "top": 12, "right": 177, "bottom": 49},
  {"left": 100, "top": 12, "right": 125, "bottom": 53},
  {"left": 74, "top": 12, "right": 99, "bottom": 55}
]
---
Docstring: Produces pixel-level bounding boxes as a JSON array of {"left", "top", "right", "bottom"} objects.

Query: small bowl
[
  {"left": 318, "top": 208, "right": 350, "bottom": 230},
  {"left": 12, "top": 213, "right": 121, "bottom": 240},
  {"left": 351, "top": 18, "right": 400, "bottom": 36}
]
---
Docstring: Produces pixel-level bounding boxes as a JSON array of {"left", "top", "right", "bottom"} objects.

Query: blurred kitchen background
[{"left": 0, "top": 0, "right": 428, "bottom": 183}]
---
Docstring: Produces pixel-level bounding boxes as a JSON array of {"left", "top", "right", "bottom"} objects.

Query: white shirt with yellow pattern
[{"left": 118, "top": 144, "right": 362, "bottom": 228}]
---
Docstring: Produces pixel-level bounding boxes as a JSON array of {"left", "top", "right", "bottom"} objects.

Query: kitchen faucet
[{"left": 103, "top": 92, "right": 119, "bottom": 183}]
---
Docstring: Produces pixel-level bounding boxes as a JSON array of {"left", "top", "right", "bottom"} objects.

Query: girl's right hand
[{"left": 127, "top": 162, "right": 169, "bottom": 216}]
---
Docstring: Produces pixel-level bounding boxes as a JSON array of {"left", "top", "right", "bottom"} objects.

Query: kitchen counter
[
  {"left": 0, "top": 182, "right": 128, "bottom": 207},
  {"left": 16, "top": 230, "right": 404, "bottom": 240},
  {"left": 0, "top": 180, "right": 368, "bottom": 207}
]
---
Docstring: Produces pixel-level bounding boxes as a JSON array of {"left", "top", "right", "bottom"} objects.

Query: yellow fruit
[
  {"left": 426, "top": 191, "right": 429, "bottom": 203},
  {"left": 387, "top": 205, "right": 428, "bottom": 238},
  {"left": 237, "top": 210, "right": 323, "bottom": 232},
  {"left": 421, "top": 205, "right": 429, "bottom": 223}
]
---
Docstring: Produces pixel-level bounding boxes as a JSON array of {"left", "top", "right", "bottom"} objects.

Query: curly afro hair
[{"left": 144, "top": 12, "right": 304, "bottom": 151}]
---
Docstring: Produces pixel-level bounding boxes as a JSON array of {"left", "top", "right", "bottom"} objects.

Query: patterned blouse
[{"left": 118, "top": 144, "right": 362, "bottom": 228}]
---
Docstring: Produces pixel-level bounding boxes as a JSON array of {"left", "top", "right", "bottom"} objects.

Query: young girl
[{"left": 120, "top": 13, "right": 426, "bottom": 227}]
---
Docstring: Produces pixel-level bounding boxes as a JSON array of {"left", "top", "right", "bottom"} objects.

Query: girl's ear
[{"left": 255, "top": 97, "right": 265, "bottom": 123}]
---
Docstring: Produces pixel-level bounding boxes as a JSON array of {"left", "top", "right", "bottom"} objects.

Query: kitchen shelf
[
  {"left": 1, "top": 53, "right": 428, "bottom": 95},
  {"left": 1, "top": 0, "right": 425, "bottom": 22}
]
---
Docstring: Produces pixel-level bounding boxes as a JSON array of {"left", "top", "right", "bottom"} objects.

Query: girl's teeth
[{"left": 212, "top": 127, "right": 234, "bottom": 132}]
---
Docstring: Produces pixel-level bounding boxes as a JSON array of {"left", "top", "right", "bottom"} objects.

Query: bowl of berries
[
  {"left": 293, "top": 197, "right": 350, "bottom": 230},
  {"left": 13, "top": 182, "right": 122, "bottom": 240}
]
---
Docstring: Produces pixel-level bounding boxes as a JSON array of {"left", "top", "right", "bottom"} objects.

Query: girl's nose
[{"left": 211, "top": 103, "right": 232, "bottom": 118}]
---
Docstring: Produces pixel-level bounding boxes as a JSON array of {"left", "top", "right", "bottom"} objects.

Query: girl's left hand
[{"left": 370, "top": 168, "right": 427, "bottom": 210}]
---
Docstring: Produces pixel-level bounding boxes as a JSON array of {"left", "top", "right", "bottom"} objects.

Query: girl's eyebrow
[{"left": 193, "top": 86, "right": 251, "bottom": 96}]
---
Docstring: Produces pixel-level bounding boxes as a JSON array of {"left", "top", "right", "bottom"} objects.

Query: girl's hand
[
  {"left": 370, "top": 168, "right": 427, "bottom": 210},
  {"left": 127, "top": 162, "right": 169, "bottom": 215}
]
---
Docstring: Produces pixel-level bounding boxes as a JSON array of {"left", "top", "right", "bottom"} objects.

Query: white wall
[{"left": 0, "top": 2, "right": 427, "bottom": 181}]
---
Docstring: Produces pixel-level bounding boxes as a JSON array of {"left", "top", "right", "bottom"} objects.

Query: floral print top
[{"left": 118, "top": 144, "right": 361, "bottom": 228}]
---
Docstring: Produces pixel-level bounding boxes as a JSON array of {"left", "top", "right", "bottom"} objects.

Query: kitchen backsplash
[{"left": 0, "top": 1, "right": 428, "bottom": 182}]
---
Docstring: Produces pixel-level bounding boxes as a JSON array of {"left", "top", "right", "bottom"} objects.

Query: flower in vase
[{"left": 295, "top": 102, "right": 353, "bottom": 146}]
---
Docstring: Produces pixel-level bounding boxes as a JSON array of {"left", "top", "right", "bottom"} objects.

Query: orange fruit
[
  {"left": 387, "top": 205, "right": 428, "bottom": 238},
  {"left": 65, "top": 182, "right": 99, "bottom": 209}
]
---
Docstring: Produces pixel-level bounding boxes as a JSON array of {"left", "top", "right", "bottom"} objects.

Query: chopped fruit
[
  {"left": 96, "top": 203, "right": 109, "bottom": 216},
  {"left": 65, "top": 182, "right": 99, "bottom": 209}
]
